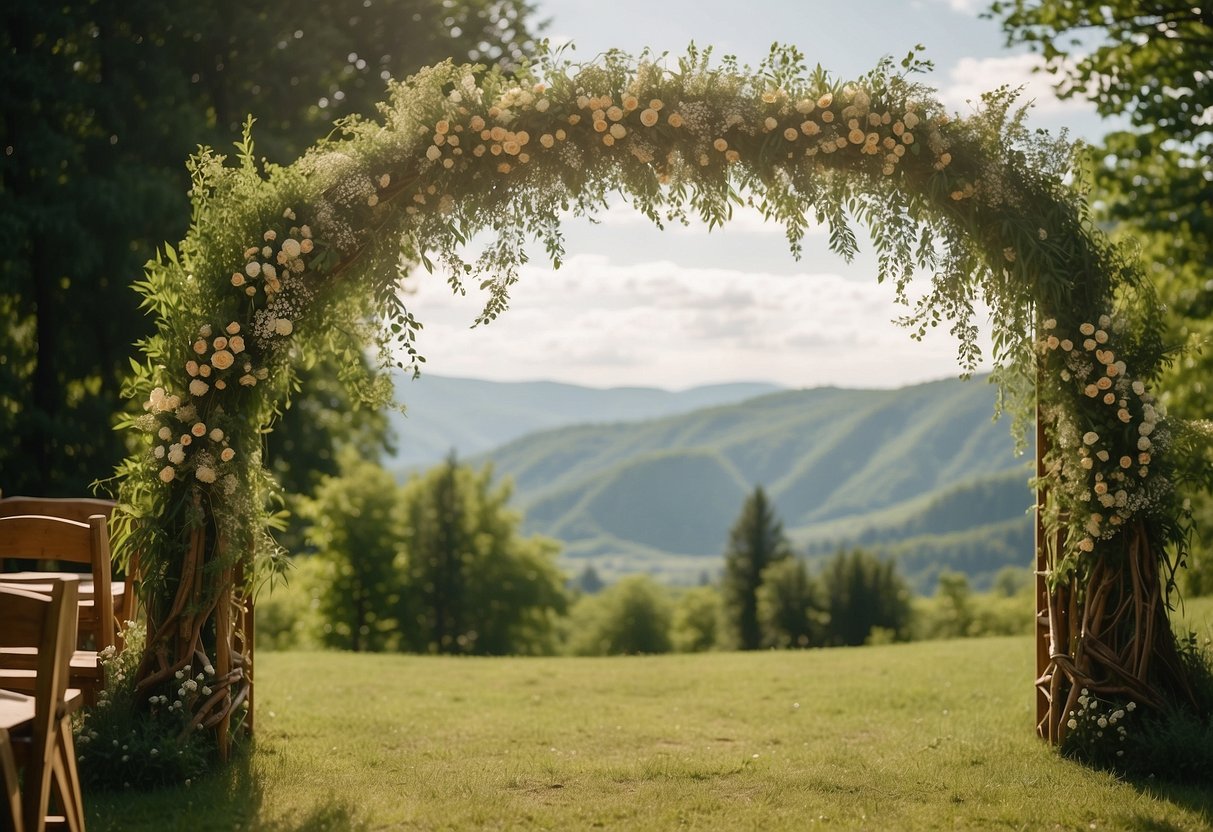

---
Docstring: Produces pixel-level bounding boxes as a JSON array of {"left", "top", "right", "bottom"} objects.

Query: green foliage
[
  {"left": 397, "top": 455, "right": 568, "bottom": 655},
  {"left": 298, "top": 449, "right": 406, "bottom": 651},
  {"left": 924, "top": 570, "right": 976, "bottom": 639},
  {"left": 756, "top": 557, "right": 823, "bottom": 648},
  {"left": 566, "top": 575, "right": 673, "bottom": 656},
  {"left": 819, "top": 549, "right": 913, "bottom": 646},
  {"left": 671, "top": 585, "right": 722, "bottom": 653},
  {"left": 75, "top": 622, "right": 212, "bottom": 789},
  {"left": 990, "top": 0, "right": 1213, "bottom": 594},
  {"left": 254, "top": 555, "right": 328, "bottom": 651},
  {"left": 0, "top": 0, "right": 541, "bottom": 498},
  {"left": 721, "top": 486, "right": 792, "bottom": 650}
]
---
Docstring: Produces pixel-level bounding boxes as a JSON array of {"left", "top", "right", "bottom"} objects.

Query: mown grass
[{"left": 86, "top": 602, "right": 1213, "bottom": 831}]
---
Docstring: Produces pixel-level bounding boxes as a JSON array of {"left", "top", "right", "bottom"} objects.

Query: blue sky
[{"left": 398, "top": 0, "right": 1117, "bottom": 391}]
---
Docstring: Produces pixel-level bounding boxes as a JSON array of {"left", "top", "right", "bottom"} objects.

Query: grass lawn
[{"left": 85, "top": 601, "right": 1213, "bottom": 831}]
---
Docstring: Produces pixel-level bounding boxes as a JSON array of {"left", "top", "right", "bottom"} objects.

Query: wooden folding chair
[
  {"left": 0, "top": 579, "right": 86, "bottom": 832},
  {"left": 0, "top": 496, "right": 134, "bottom": 634},
  {"left": 0, "top": 515, "right": 113, "bottom": 705}
]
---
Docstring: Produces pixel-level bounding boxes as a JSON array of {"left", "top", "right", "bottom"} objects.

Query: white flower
[
  {"left": 245, "top": 261, "right": 261, "bottom": 278},
  {"left": 195, "top": 467, "right": 217, "bottom": 484},
  {"left": 153, "top": 446, "right": 165, "bottom": 459},
  {"left": 281, "top": 238, "right": 301, "bottom": 259},
  {"left": 168, "top": 444, "right": 185, "bottom": 465},
  {"left": 1043, "top": 318, "right": 1057, "bottom": 330},
  {"left": 209, "top": 428, "right": 224, "bottom": 442},
  {"left": 158, "top": 426, "right": 173, "bottom": 441},
  {"left": 1067, "top": 719, "right": 1077, "bottom": 730},
  {"left": 1137, "top": 436, "right": 1152, "bottom": 451},
  {"left": 273, "top": 318, "right": 294, "bottom": 336},
  {"left": 1132, "top": 380, "right": 1145, "bottom": 396},
  {"left": 189, "top": 379, "right": 209, "bottom": 397}
]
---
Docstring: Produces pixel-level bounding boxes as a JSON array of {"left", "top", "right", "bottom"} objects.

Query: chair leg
[
  {"left": 50, "top": 720, "right": 83, "bottom": 832},
  {"left": 0, "top": 729, "right": 24, "bottom": 832}
]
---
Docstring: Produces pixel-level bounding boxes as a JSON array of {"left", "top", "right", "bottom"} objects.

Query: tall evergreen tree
[
  {"left": 398, "top": 454, "right": 567, "bottom": 655},
  {"left": 819, "top": 548, "right": 912, "bottom": 646},
  {"left": 756, "top": 557, "right": 821, "bottom": 648},
  {"left": 721, "top": 486, "right": 792, "bottom": 650}
]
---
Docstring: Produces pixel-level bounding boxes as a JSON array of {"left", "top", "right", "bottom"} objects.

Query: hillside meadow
[{"left": 84, "top": 598, "right": 1213, "bottom": 831}]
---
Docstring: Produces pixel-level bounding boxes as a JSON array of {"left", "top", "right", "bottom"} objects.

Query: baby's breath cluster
[{"left": 1061, "top": 688, "right": 1136, "bottom": 767}]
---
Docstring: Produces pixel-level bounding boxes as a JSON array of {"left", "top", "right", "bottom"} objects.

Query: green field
[{"left": 85, "top": 600, "right": 1213, "bottom": 831}]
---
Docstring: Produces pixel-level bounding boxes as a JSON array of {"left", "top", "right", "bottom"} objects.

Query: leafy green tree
[
  {"left": 0, "top": 0, "right": 541, "bottom": 497},
  {"left": 991, "top": 565, "right": 1033, "bottom": 598},
  {"left": 671, "top": 586, "right": 721, "bottom": 653},
  {"left": 298, "top": 448, "right": 406, "bottom": 651},
  {"left": 756, "top": 557, "right": 822, "bottom": 648},
  {"left": 721, "top": 486, "right": 792, "bottom": 650},
  {"left": 566, "top": 576, "right": 673, "bottom": 656},
  {"left": 398, "top": 454, "right": 567, "bottom": 655},
  {"left": 819, "top": 549, "right": 912, "bottom": 646},
  {"left": 927, "top": 570, "right": 976, "bottom": 640},
  {"left": 990, "top": 0, "right": 1213, "bottom": 591}
]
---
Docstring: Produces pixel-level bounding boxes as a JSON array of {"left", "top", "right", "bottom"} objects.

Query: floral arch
[{"left": 110, "top": 46, "right": 1206, "bottom": 759}]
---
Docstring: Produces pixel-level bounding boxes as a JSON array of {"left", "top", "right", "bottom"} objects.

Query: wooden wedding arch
[{"left": 107, "top": 46, "right": 1204, "bottom": 762}]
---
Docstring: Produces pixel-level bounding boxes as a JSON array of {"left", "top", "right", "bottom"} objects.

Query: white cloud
[
  {"left": 938, "top": 53, "right": 1090, "bottom": 117},
  {"left": 395, "top": 254, "right": 990, "bottom": 391}
]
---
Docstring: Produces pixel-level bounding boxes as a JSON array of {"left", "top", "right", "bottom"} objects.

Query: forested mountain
[
  {"left": 385, "top": 374, "right": 782, "bottom": 470},
  {"left": 462, "top": 375, "right": 1035, "bottom": 590}
]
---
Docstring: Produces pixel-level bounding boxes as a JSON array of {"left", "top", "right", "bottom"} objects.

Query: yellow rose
[
  {"left": 640, "top": 109, "right": 659, "bottom": 127},
  {"left": 211, "top": 350, "right": 235, "bottom": 370}
]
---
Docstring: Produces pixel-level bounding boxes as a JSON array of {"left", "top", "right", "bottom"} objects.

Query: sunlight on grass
[{"left": 86, "top": 627, "right": 1213, "bottom": 830}]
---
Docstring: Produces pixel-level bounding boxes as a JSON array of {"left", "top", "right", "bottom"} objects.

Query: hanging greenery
[{"left": 102, "top": 44, "right": 1210, "bottom": 768}]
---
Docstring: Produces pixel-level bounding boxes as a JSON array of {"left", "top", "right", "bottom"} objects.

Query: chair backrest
[
  {"left": 0, "top": 515, "right": 114, "bottom": 652},
  {"left": 0, "top": 495, "right": 137, "bottom": 628},
  {"left": 0, "top": 579, "right": 79, "bottom": 831},
  {"left": 0, "top": 496, "right": 117, "bottom": 524}
]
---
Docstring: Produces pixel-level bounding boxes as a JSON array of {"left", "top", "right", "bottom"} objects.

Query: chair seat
[
  {"left": 0, "top": 649, "right": 100, "bottom": 686},
  {"left": 0, "top": 689, "right": 83, "bottom": 730}
]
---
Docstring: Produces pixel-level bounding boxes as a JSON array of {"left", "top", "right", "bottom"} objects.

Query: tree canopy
[{"left": 0, "top": 0, "right": 541, "bottom": 497}]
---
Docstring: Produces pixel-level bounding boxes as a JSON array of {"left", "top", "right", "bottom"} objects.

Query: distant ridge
[{"left": 385, "top": 372, "right": 783, "bottom": 470}]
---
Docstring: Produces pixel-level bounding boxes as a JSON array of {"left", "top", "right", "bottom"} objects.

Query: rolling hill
[
  {"left": 385, "top": 373, "right": 782, "bottom": 470},
  {"left": 468, "top": 375, "right": 1036, "bottom": 590}
]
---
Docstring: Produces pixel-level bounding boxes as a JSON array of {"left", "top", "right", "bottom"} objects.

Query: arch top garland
[{"left": 109, "top": 44, "right": 1209, "bottom": 752}]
